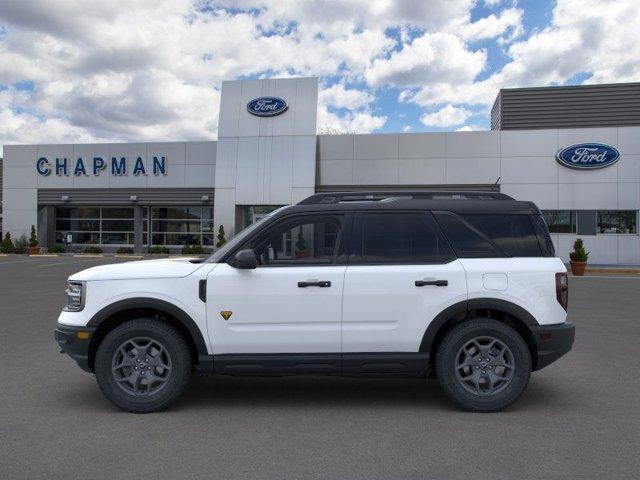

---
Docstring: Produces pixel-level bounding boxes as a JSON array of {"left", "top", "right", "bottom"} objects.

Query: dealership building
[{"left": 2, "top": 78, "right": 640, "bottom": 264}]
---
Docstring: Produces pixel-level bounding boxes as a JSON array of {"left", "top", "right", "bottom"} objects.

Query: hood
[{"left": 69, "top": 257, "right": 206, "bottom": 281}]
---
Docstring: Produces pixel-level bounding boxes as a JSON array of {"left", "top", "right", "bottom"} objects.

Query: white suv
[{"left": 55, "top": 191, "right": 574, "bottom": 413}]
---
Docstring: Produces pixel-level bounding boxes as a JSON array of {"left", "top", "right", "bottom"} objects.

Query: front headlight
[{"left": 63, "top": 281, "right": 85, "bottom": 312}]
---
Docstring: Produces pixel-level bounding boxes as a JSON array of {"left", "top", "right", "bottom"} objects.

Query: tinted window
[
  {"left": 597, "top": 210, "right": 637, "bottom": 234},
  {"left": 542, "top": 210, "right": 577, "bottom": 233},
  {"left": 353, "top": 213, "right": 454, "bottom": 264},
  {"left": 251, "top": 216, "right": 341, "bottom": 265},
  {"left": 433, "top": 212, "right": 503, "bottom": 258},
  {"left": 531, "top": 214, "right": 555, "bottom": 257},
  {"left": 462, "top": 214, "right": 542, "bottom": 257}
]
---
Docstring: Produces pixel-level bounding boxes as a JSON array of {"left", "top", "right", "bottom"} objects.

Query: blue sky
[{"left": 0, "top": 0, "right": 638, "bottom": 150}]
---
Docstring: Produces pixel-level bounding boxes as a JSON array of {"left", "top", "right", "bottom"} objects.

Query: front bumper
[
  {"left": 531, "top": 322, "right": 575, "bottom": 371},
  {"left": 54, "top": 323, "right": 97, "bottom": 373}
]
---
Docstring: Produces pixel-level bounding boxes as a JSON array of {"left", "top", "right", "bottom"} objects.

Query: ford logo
[
  {"left": 556, "top": 143, "right": 620, "bottom": 170},
  {"left": 246, "top": 97, "right": 288, "bottom": 117}
]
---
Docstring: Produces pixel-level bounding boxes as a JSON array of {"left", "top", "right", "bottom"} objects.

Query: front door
[{"left": 207, "top": 213, "right": 347, "bottom": 355}]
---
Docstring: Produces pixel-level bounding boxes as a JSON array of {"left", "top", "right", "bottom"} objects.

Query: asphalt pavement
[{"left": 0, "top": 255, "right": 639, "bottom": 479}]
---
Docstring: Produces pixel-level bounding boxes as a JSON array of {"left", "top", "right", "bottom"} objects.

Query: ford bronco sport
[{"left": 55, "top": 191, "right": 574, "bottom": 413}]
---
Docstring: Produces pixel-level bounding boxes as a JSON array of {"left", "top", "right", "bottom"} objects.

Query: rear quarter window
[
  {"left": 461, "top": 214, "right": 542, "bottom": 257},
  {"left": 433, "top": 212, "right": 544, "bottom": 258}
]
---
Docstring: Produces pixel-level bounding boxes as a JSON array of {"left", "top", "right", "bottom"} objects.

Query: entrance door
[{"left": 207, "top": 213, "right": 347, "bottom": 355}]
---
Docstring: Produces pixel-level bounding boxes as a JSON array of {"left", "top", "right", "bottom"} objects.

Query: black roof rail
[{"left": 298, "top": 191, "right": 513, "bottom": 205}]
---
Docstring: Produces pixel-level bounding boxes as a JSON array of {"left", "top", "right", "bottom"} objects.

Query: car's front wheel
[
  {"left": 435, "top": 318, "right": 532, "bottom": 412},
  {"left": 95, "top": 318, "right": 191, "bottom": 413}
]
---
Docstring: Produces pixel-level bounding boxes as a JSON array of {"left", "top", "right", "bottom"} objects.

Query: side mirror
[{"left": 234, "top": 249, "right": 258, "bottom": 269}]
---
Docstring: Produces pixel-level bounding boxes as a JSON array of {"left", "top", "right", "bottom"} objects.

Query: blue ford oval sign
[
  {"left": 247, "top": 97, "right": 288, "bottom": 117},
  {"left": 556, "top": 143, "right": 620, "bottom": 170}
]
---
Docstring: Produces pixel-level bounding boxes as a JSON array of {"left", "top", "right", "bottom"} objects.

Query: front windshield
[{"left": 207, "top": 205, "right": 291, "bottom": 263}]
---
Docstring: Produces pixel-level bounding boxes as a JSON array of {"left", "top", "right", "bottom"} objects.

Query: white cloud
[
  {"left": 456, "top": 124, "right": 483, "bottom": 131},
  {"left": 319, "top": 84, "right": 373, "bottom": 110},
  {"left": 402, "top": 125, "right": 412, "bottom": 132},
  {"left": 366, "top": 32, "right": 486, "bottom": 87},
  {"left": 458, "top": 7, "right": 523, "bottom": 42},
  {"left": 420, "top": 105, "right": 472, "bottom": 127},
  {"left": 0, "top": 0, "right": 639, "bottom": 150}
]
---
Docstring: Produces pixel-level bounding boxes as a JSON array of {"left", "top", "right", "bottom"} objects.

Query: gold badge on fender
[{"left": 220, "top": 311, "right": 232, "bottom": 321}]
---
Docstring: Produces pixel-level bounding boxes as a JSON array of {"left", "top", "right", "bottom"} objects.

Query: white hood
[{"left": 69, "top": 258, "right": 206, "bottom": 281}]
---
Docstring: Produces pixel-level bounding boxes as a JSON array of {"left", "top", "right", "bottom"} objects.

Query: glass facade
[
  {"left": 55, "top": 205, "right": 215, "bottom": 247},
  {"left": 150, "top": 206, "right": 214, "bottom": 246},
  {"left": 55, "top": 207, "right": 135, "bottom": 245},
  {"left": 542, "top": 210, "right": 577, "bottom": 234},
  {"left": 597, "top": 210, "right": 638, "bottom": 234}
]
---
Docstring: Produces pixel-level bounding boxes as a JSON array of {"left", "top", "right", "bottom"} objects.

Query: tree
[
  {"left": 215, "top": 225, "right": 227, "bottom": 248},
  {"left": 29, "top": 225, "right": 38, "bottom": 247},
  {"left": 1, "top": 232, "right": 15, "bottom": 253}
]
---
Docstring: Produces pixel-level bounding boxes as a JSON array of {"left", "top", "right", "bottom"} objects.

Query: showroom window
[
  {"left": 55, "top": 207, "right": 135, "bottom": 245},
  {"left": 150, "top": 206, "right": 214, "bottom": 246},
  {"left": 542, "top": 210, "right": 577, "bottom": 234},
  {"left": 597, "top": 211, "right": 638, "bottom": 234}
]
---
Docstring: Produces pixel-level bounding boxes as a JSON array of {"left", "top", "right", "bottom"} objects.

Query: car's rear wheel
[
  {"left": 95, "top": 318, "right": 191, "bottom": 413},
  {"left": 435, "top": 318, "right": 531, "bottom": 412}
]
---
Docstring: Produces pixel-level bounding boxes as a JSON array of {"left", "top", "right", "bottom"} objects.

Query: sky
[{"left": 0, "top": 0, "right": 639, "bottom": 154}]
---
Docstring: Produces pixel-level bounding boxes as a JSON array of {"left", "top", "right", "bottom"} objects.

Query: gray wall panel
[{"left": 492, "top": 83, "right": 640, "bottom": 130}]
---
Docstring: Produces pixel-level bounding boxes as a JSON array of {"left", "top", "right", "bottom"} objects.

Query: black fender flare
[
  {"left": 419, "top": 298, "right": 538, "bottom": 353},
  {"left": 87, "top": 297, "right": 208, "bottom": 356}
]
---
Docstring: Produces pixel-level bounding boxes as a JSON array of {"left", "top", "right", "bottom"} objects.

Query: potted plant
[
  {"left": 13, "top": 235, "right": 28, "bottom": 254},
  {"left": 569, "top": 238, "right": 589, "bottom": 276},
  {"left": 215, "top": 225, "right": 227, "bottom": 248},
  {"left": 1, "top": 232, "right": 14, "bottom": 253},
  {"left": 294, "top": 230, "right": 307, "bottom": 258},
  {"left": 28, "top": 225, "right": 40, "bottom": 255}
]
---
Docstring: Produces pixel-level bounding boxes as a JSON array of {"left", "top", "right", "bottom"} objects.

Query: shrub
[
  {"left": 48, "top": 244, "right": 66, "bottom": 254},
  {"left": 1, "top": 233, "right": 14, "bottom": 253},
  {"left": 116, "top": 247, "right": 135, "bottom": 254},
  {"left": 182, "top": 244, "right": 204, "bottom": 255},
  {"left": 29, "top": 225, "right": 38, "bottom": 247},
  {"left": 82, "top": 246, "right": 103, "bottom": 254},
  {"left": 148, "top": 245, "right": 170, "bottom": 254},
  {"left": 569, "top": 238, "right": 589, "bottom": 262},
  {"left": 13, "top": 235, "right": 28, "bottom": 254},
  {"left": 216, "top": 225, "right": 227, "bottom": 248}
]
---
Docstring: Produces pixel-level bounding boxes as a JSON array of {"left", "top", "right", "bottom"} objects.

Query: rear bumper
[
  {"left": 54, "top": 323, "right": 96, "bottom": 373},
  {"left": 531, "top": 322, "right": 575, "bottom": 371}
]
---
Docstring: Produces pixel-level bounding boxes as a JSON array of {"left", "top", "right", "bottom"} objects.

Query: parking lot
[{"left": 1, "top": 255, "right": 639, "bottom": 479}]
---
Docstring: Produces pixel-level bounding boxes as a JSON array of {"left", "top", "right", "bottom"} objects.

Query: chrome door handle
[
  {"left": 298, "top": 280, "right": 331, "bottom": 288},
  {"left": 415, "top": 279, "right": 448, "bottom": 287}
]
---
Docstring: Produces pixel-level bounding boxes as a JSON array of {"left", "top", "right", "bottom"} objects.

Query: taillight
[{"left": 555, "top": 272, "right": 568, "bottom": 311}]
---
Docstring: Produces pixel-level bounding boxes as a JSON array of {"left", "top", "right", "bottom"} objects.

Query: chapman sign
[
  {"left": 36, "top": 156, "right": 168, "bottom": 177},
  {"left": 556, "top": 143, "right": 620, "bottom": 170},
  {"left": 246, "top": 97, "right": 288, "bottom": 117}
]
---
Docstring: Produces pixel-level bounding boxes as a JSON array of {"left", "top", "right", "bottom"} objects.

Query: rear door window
[{"left": 351, "top": 212, "right": 454, "bottom": 264}]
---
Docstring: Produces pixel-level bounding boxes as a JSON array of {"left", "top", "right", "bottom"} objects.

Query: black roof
[{"left": 282, "top": 191, "right": 541, "bottom": 216}]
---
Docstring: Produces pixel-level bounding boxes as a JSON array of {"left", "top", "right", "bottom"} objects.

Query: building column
[{"left": 133, "top": 206, "right": 144, "bottom": 253}]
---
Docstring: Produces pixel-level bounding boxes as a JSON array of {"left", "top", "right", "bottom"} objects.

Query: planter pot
[
  {"left": 27, "top": 246, "right": 41, "bottom": 255},
  {"left": 295, "top": 250, "right": 307, "bottom": 259},
  {"left": 570, "top": 261, "right": 587, "bottom": 276}
]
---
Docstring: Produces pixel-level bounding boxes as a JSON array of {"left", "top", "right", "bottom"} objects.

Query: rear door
[{"left": 341, "top": 212, "right": 467, "bottom": 354}]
